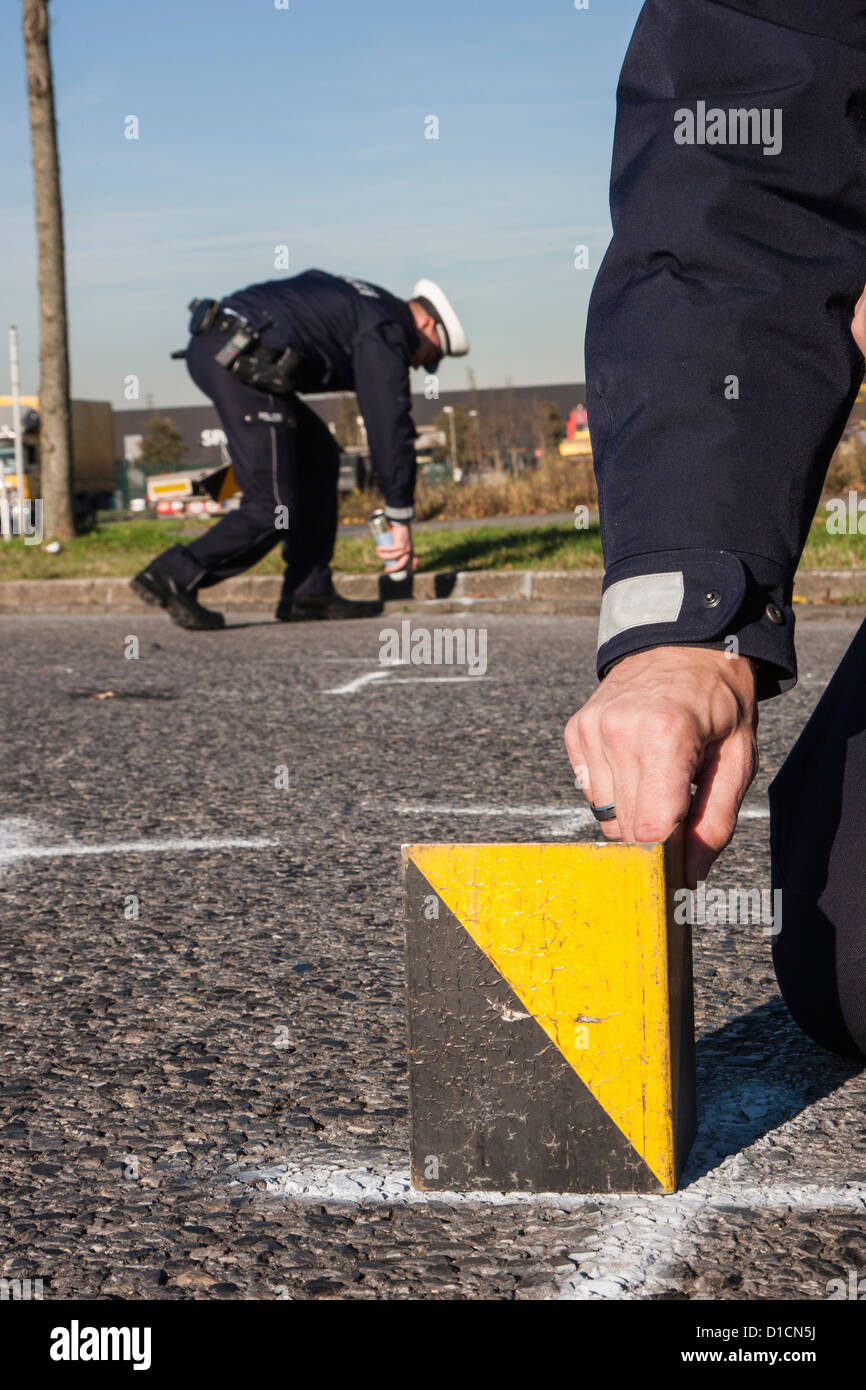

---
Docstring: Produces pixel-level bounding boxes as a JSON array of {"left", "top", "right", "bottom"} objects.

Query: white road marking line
[
  {"left": 230, "top": 1028, "right": 866, "bottom": 1298},
  {"left": 231, "top": 1162, "right": 866, "bottom": 1213},
  {"left": 230, "top": 1159, "right": 865, "bottom": 1301},
  {"left": 387, "top": 676, "right": 487, "bottom": 685},
  {"left": 0, "top": 837, "right": 278, "bottom": 867},
  {"left": 366, "top": 801, "right": 605, "bottom": 834},
  {"left": 390, "top": 803, "right": 596, "bottom": 818},
  {"left": 323, "top": 670, "right": 392, "bottom": 695},
  {"left": 382, "top": 802, "right": 770, "bottom": 823},
  {"left": 324, "top": 670, "right": 488, "bottom": 694},
  {"left": 0, "top": 819, "right": 277, "bottom": 868}
]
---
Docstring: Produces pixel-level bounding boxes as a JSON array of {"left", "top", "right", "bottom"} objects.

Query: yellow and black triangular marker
[{"left": 402, "top": 840, "right": 695, "bottom": 1194}]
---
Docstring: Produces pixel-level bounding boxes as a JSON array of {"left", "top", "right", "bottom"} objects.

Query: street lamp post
[
  {"left": 442, "top": 405, "right": 457, "bottom": 476},
  {"left": 468, "top": 408, "right": 479, "bottom": 473},
  {"left": 9, "top": 327, "right": 25, "bottom": 531}
]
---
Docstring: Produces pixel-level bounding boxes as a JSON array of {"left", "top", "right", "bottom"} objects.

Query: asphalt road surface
[{"left": 1, "top": 608, "right": 864, "bottom": 1301}]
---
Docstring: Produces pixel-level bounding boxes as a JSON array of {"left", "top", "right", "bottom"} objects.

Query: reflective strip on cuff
[
  {"left": 385, "top": 505, "right": 414, "bottom": 521},
  {"left": 597, "top": 571, "right": 685, "bottom": 650}
]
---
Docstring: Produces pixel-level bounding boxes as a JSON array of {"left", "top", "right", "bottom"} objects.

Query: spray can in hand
[{"left": 368, "top": 508, "right": 408, "bottom": 581}]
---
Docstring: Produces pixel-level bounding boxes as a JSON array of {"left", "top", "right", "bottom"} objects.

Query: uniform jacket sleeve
[
  {"left": 353, "top": 322, "right": 418, "bottom": 520},
  {"left": 587, "top": 0, "right": 866, "bottom": 697}
]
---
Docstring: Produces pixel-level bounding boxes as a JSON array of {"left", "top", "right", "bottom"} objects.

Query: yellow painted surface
[
  {"left": 558, "top": 435, "right": 593, "bottom": 459},
  {"left": 150, "top": 480, "right": 191, "bottom": 497},
  {"left": 407, "top": 842, "right": 676, "bottom": 1189}
]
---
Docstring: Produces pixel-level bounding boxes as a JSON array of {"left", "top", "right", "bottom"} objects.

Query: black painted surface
[{"left": 663, "top": 831, "right": 698, "bottom": 1185}]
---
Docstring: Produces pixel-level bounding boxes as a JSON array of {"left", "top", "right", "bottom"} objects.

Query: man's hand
[
  {"left": 853, "top": 285, "right": 866, "bottom": 357},
  {"left": 376, "top": 520, "right": 419, "bottom": 574},
  {"left": 564, "top": 646, "right": 758, "bottom": 888}
]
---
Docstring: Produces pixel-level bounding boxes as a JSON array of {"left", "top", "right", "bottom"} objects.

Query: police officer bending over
[{"left": 131, "top": 269, "right": 468, "bottom": 629}]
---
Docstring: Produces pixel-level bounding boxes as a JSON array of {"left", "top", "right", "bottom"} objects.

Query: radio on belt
[
  {"left": 214, "top": 320, "right": 261, "bottom": 369},
  {"left": 368, "top": 509, "right": 408, "bottom": 581}
]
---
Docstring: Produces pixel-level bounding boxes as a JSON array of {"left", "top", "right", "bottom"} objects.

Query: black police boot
[
  {"left": 130, "top": 560, "right": 225, "bottom": 630},
  {"left": 278, "top": 592, "right": 382, "bottom": 621}
]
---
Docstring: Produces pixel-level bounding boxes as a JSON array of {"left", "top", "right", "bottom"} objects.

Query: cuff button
[
  {"left": 702, "top": 590, "right": 721, "bottom": 607},
  {"left": 765, "top": 602, "right": 784, "bottom": 625}
]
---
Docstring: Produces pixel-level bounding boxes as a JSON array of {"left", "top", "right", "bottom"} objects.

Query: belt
[
  {"left": 187, "top": 299, "right": 315, "bottom": 394},
  {"left": 175, "top": 300, "right": 245, "bottom": 361},
  {"left": 213, "top": 307, "right": 242, "bottom": 333},
  {"left": 188, "top": 298, "right": 244, "bottom": 338}
]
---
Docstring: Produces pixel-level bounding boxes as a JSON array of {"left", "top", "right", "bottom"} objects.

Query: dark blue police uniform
[
  {"left": 156, "top": 270, "right": 420, "bottom": 610},
  {"left": 588, "top": 0, "right": 866, "bottom": 1057},
  {"left": 589, "top": 0, "right": 866, "bottom": 697}
]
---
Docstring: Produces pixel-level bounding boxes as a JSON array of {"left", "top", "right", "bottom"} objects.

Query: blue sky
[{"left": 1, "top": 0, "right": 643, "bottom": 408}]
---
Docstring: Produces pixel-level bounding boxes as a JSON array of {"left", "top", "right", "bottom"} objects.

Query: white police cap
[{"left": 411, "top": 279, "right": 469, "bottom": 357}]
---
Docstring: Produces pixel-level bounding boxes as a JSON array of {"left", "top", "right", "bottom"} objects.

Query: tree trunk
[{"left": 21, "top": 0, "right": 74, "bottom": 540}]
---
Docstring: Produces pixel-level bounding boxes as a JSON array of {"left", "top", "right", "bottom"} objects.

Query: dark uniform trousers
[
  {"left": 770, "top": 621, "right": 866, "bottom": 1060},
  {"left": 158, "top": 322, "right": 340, "bottom": 609}
]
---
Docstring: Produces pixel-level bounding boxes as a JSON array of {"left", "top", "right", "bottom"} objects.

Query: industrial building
[{"left": 114, "top": 382, "right": 588, "bottom": 475}]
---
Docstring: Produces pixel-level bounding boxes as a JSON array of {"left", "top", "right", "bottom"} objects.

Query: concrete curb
[
  {"left": 0, "top": 567, "right": 864, "bottom": 616},
  {"left": 0, "top": 568, "right": 604, "bottom": 615}
]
